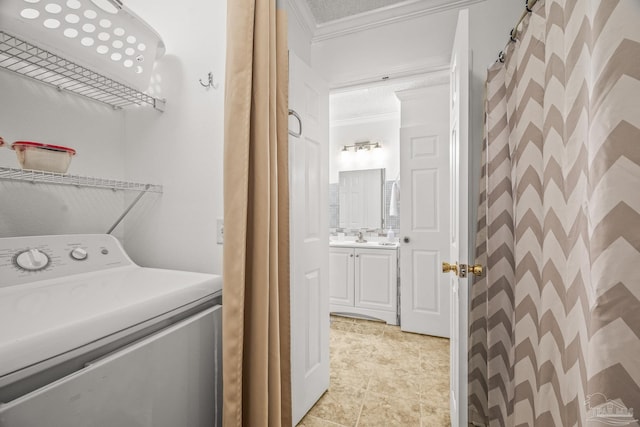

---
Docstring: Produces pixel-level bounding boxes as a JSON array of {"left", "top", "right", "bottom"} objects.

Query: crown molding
[
  {"left": 330, "top": 111, "right": 400, "bottom": 128},
  {"left": 285, "top": 0, "right": 316, "bottom": 41},
  {"left": 310, "top": 0, "right": 485, "bottom": 42},
  {"left": 330, "top": 62, "right": 450, "bottom": 91}
]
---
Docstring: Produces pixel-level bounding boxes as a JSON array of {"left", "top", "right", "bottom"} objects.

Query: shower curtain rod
[{"left": 497, "top": 0, "right": 539, "bottom": 63}]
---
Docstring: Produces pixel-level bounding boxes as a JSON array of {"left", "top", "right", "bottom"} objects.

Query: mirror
[{"left": 338, "top": 168, "right": 385, "bottom": 230}]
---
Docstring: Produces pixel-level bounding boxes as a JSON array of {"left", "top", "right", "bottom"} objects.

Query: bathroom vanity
[{"left": 329, "top": 241, "right": 398, "bottom": 325}]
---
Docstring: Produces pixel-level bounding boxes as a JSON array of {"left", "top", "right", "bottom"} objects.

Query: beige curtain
[
  {"left": 469, "top": 1, "right": 640, "bottom": 425},
  {"left": 222, "top": 0, "right": 291, "bottom": 426}
]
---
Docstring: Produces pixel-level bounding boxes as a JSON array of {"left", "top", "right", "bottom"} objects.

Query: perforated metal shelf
[
  {"left": 0, "top": 167, "right": 163, "bottom": 193},
  {"left": 0, "top": 32, "right": 165, "bottom": 111}
]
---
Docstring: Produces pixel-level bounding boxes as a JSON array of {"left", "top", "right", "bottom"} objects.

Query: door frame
[
  {"left": 448, "top": 9, "right": 470, "bottom": 427},
  {"left": 285, "top": 8, "right": 474, "bottom": 426}
]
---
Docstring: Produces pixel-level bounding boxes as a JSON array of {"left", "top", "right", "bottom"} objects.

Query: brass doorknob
[
  {"left": 442, "top": 262, "right": 458, "bottom": 275},
  {"left": 470, "top": 264, "right": 483, "bottom": 277}
]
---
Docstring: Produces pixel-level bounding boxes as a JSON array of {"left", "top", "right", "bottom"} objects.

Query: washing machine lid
[{"left": 0, "top": 266, "right": 222, "bottom": 378}]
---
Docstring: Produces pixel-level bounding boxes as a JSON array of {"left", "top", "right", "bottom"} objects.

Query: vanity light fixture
[{"left": 341, "top": 141, "right": 382, "bottom": 152}]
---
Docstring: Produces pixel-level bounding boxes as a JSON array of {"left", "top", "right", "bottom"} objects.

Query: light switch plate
[{"left": 216, "top": 219, "right": 224, "bottom": 244}]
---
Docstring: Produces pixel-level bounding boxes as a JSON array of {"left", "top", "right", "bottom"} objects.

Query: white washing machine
[{"left": 0, "top": 234, "right": 223, "bottom": 427}]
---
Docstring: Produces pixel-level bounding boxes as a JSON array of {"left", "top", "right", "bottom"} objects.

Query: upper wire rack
[{"left": 0, "top": 31, "right": 165, "bottom": 111}]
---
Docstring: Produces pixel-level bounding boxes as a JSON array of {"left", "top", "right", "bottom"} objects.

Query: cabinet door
[
  {"left": 329, "top": 247, "right": 354, "bottom": 306},
  {"left": 355, "top": 249, "right": 397, "bottom": 312}
]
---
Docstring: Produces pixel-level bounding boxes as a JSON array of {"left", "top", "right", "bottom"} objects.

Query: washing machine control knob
[
  {"left": 70, "top": 247, "right": 88, "bottom": 261},
  {"left": 15, "top": 249, "right": 50, "bottom": 271}
]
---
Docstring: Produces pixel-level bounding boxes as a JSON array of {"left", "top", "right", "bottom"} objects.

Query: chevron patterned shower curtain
[{"left": 468, "top": 1, "right": 640, "bottom": 426}]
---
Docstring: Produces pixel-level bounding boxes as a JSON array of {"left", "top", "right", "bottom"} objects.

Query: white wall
[
  {"left": 0, "top": 72, "right": 126, "bottom": 238},
  {"left": 121, "top": 0, "right": 226, "bottom": 275},
  {"left": 313, "top": 0, "right": 522, "bottom": 243},
  {"left": 311, "top": 10, "right": 457, "bottom": 87},
  {"left": 0, "top": 0, "right": 226, "bottom": 274},
  {"left": 288, "top": 8, "right": 312, "bottom": 65},
  {"left": 311, "top": 1, "right": 521, "bottom": 91},
  {"left": 330, "top": 114, "right": 400, "bottom": 183}
]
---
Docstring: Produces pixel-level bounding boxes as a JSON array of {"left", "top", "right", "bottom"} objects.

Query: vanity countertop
[{"left": 329, "top": 241, "right": 399, "bottom": 249}]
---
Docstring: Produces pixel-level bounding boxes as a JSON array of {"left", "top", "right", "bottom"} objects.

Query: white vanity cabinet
[
  {"left": 329, "top": 247, "right": 356, "bottom": 307},
  {"left": 329, "top": 244, "right": 398, "bottom": 325}
]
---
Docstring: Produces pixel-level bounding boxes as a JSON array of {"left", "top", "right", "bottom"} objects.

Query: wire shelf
[
  {"left": 0, "top": 167, "right": 163, "bottom": 193},
  {"left": 0, "top": 32, "right": 165, "bottom": 111}
]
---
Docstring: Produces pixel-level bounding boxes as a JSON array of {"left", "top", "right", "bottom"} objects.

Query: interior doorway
[
  {"left": 328, "top": 74, "right": 453, "bottom": 337},
  {"left": 285, "top": 2, "right": 474, "bottom": 425}
]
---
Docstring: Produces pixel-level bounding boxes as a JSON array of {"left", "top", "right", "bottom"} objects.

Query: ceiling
[{"left": 330, "top": 72, "right": 448, "bottom": 123}]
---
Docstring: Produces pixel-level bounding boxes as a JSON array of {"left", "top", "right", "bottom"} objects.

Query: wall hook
[{"left": 199, "top": 72, "right": 218, "bottom": 89}]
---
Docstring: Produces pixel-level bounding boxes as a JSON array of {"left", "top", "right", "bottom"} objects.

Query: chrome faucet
[{"left": 356, "top": 231, "right": 367, "bottom": 243}]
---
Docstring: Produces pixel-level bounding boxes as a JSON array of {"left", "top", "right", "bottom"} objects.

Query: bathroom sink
[{"left": 329, "top": 241, "right": 398, "bottom": 248}]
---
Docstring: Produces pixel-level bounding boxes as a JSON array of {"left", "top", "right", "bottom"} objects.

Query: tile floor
[{"left": 297, "top": 315, "right": 451, "bottom": 427}]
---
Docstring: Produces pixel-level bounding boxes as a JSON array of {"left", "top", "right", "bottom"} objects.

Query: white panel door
[
  {"left": 289, "top": 52, "right": 330, "bottom": 426},
  {"left": 329, "top": 247, "right": 354, "bottom": 306},
  {"left": 399, "top": 121, "right": 450, "bottom": 337},
  {"left": 448, "top": 9, "right": 470, "bottom": 427}
]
